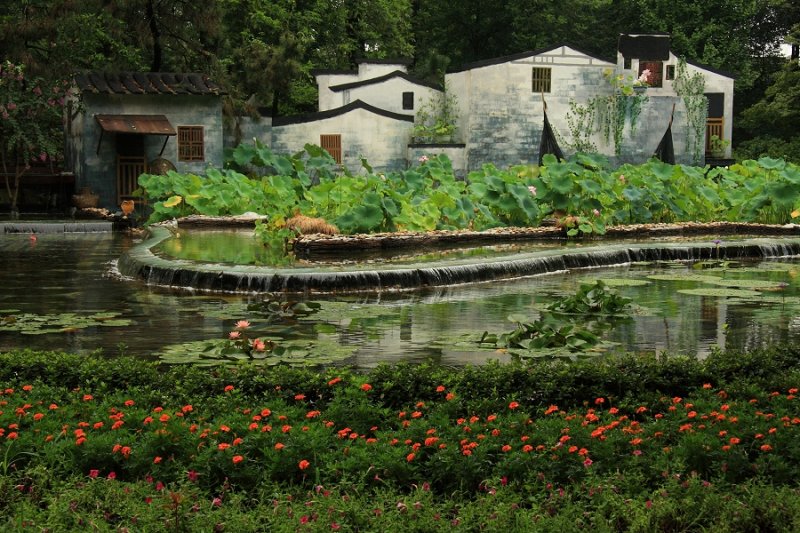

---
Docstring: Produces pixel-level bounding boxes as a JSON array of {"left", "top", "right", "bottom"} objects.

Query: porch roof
[{"left": 95, "top": 114, "right": 177, "bottom": 136}]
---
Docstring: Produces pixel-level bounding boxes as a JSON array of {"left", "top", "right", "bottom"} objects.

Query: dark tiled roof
[
  {"left": 271, "top": 100, "right": 413, "bottom": 126},
  {"left": 329, "top": 71, "right": 441, "bottom": 92},
  {"left": 74, "top": 72, "right": 227, "bottom": 96}
]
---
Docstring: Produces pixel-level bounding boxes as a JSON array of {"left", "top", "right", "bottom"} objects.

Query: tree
[{"left": 0, "top": 61, "right": 66, "bottom": 217}]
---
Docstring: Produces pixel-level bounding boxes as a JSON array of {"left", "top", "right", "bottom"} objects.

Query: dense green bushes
[
  {"left": 3, "top": 346, "right": 800, "bottom": 530},
  {"left": 138, "top": 143, "right": 800, "bottom": 238}
]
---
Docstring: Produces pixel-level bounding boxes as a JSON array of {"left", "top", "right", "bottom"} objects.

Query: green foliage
[
  {"left": 0, "top": 61, "right": 67, "bottom": 213},
  {"left": 139, "top": 142, "right": 800, "bottom": 241},
  {"left": 673, "top": 58, "right": 708, "bottom": 164},
  {"left": 479, "top": 281, "right": 632, "bottom": 354}
]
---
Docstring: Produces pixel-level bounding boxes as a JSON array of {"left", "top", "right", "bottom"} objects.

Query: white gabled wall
[{"left": 271, "top": 108, "right": 414, "bottom": 174}]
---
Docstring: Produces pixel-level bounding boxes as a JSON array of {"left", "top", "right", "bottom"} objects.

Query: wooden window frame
[
  {"left": 320, "top": 134, "right": 342, "bottom": 164},
  {"left": 177, "top": 126, "right": 205, "bottom": 162},
  {"left": 531, "top": 67, "right": 551, "bottom": 93}
]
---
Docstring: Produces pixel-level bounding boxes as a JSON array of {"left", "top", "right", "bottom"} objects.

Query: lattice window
[
  {"left": 531, "top": 67, "right": 551, "bottom": 93},
  {"left": 177, "top": 126, "right": 204, "bottom": 161},
  {"left": 320, "top": 134, "right": 342, "bottom": 164}
]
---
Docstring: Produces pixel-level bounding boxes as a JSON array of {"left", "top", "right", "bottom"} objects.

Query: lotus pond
[{"left": 2, "top": 229, "right": 800, "bottom": 367}]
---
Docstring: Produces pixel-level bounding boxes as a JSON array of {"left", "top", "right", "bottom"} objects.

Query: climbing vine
[
  {"left": 565, "top": 100, "right": 597, "bottom": 153},
  {"left": 564, "top": 69, "right": 648, "bottom": 156},
  {"left": 673, "top": 58, "right": 707, "bottom": 165}
]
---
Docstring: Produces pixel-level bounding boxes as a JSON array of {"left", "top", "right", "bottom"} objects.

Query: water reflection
[{"left": 2, "top": 231, "right": 800, "bottom": 367}]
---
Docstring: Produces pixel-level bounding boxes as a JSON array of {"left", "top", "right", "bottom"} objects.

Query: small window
[
  {"left": 531, "top": 67, "right": 551, "bottom": 93},
  {"left": 665, "top": 65, "right": 675, "bottom": 81},
  {"left": 623, "top": 57, "right": 632, "bottom": 70},
  {"left": 177, "top": 126, "right": 204, "bottom": 161},
  {"left": 402, "top": 92, "right": 414, "bottom": 110},
  {"left": 639, "top": 61, "right": 663, "bottom": 88},
  {"left": 320, "top": 134, "right": 342, "bottom": 164}
]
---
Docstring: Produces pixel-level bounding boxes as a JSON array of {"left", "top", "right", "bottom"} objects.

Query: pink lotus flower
[
  {"left": 528, "top": 185, "right": 537, "bottom": 196},
  {"left": 228, "top": 331, "right": 241, "bottom": 340},
  {"left": 251, "top": 338, "right": 266, "bottom": 351},
  {"left": 235, "top": 320, "right": 250, "bottom": 329}
]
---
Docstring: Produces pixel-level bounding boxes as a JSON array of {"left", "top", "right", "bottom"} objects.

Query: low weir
[
  {"left": 117, "top": 227, "right": 800, "bottom": 294},
  {"left": 1, "top": 221, "right": 113, "bottom": 233}
]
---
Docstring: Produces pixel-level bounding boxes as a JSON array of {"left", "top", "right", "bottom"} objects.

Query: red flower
[
  {"left": 328, "top": 377, "right": 342, "bottom": 386},
  {"left": 509, "top": 401, "right": 520, "bottom": 410},
  {"left": 88, "top": 469, "right": 99, "bottom": 478},
  {"left": 436, "top": 385, "right": 446, "bottom": 393},
  {"left": 232, "top": 455, "right": 244, "bottom": 464},
  {"left": 299, "top": 459, "right": 311, "bottom": 470},
  {"left": 224, "top": 385, "right": 234, "bottom": 392},
  {"left": 760, "top": 444, "right": 773, "bottom": 452},
  {"left": 360, "top": 383, "right": 373, "bottom": 392},
  {"left": 153, "top": 456, "right": 162, "bottom": 464}
]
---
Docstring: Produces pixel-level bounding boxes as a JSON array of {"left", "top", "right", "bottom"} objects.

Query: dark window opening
[
  {"left": 402, "top": 92, "right": 414, "bottom": 110},
  {"left": 665, "top": 65, "right": 675, "bottom": 81},
  {"left": 638, "top": 61, "right": 663, "bottom": 88}
]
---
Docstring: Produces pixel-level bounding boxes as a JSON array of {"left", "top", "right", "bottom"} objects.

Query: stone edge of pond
[
  {"left": 117, "top": 223, "right": 800, "bottom": 294},
  {"left": 292, "top": 222, "right": 800, "bottom": 256}
]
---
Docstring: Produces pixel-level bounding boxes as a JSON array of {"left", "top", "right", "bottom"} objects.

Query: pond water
[{"left": 2, "top": 230, "right": 800, "bottom": 367}]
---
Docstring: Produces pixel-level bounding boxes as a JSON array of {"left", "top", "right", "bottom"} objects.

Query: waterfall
[
  {"left": 116, "top": 228, "right": 800, "bottom": 294},
  {"left": 1, "top": 221, "right": 113, "bottom": 234}
]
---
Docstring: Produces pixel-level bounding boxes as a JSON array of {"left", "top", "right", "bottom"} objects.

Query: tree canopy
[{"left": 0, "top": 0, "right": 796, "bottom": 159}]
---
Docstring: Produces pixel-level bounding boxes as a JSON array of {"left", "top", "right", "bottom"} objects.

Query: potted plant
[{"left": 708, "top": 135, "right": 730, "bottom": 158}]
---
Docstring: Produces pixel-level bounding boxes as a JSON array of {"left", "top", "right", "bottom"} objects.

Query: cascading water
[
  {"left": 117, "top": 227, "right": 800, "bottom": 294},
  {"left": 1, "top": 221, "right": 113, "bottom": 234}
]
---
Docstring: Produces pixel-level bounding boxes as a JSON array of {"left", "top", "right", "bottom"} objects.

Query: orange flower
[
  {"left": 509, "top": 401, "right": 520, "bottom": 410},
  {"left": 702, "top": 383, "right": 712, "bottom": 389},
  {"left": 153, "top": 456, "right": 163, "bottom": 464},
  {"left": 544, "top": 405, "right": 559, "bottom": 415},
  {"left": 360, "top": 383, "right": 373, "bottom": 392},
  {"left": 522, "top": 444, "right": 533, "bottom": 453},
  {"left": 436, "top": 385, "right": 446, "bottom": 393},
  {"left": 274, "top": 443, "right": 285, "bottom": 450},
  {"left": 298, "top": 459, "right": 311, "bottom": 470},
  {"left": 233, "top": 455, "right": 244, "bottom": 464},
  {"left": 224, "top": 385, "right": 234, "bottom": 392},
  {"left": 502, "top": 444, "right": 512, "bottom": 452},
  {"left": 22, "top": 385, "right": 32, "bottom": 392},
  {"left": 445, "top": 392, "right": 455, "bottom": 401},
  {"left": 406, "top": 453, "right": 415, "bottom": 462},
  {"left": 328, "top": 377, "right": 342, "bottom": 386},
  {"left": 760, "top": 444, "right": 773, "bottom": 452}
]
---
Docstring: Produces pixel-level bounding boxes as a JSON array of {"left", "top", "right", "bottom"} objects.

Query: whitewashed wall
[{"left": 271, "top": 106, "right": 414, "bottom": 174}]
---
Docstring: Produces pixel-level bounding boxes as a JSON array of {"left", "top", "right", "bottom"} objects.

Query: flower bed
[{"left": 2, "top": 347, "right": 800, "bottom": 529}]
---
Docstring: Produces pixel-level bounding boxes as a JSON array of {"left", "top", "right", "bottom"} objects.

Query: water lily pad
[
  {"left": 158, "top": 337, "right": 357, "bottom": 366},
  {"left": 583, "top": 278, "right": 651, "bottom": 287},
  {"left": 705, "top": 278, "right": 786, "bottom": 290},
  {"left": 647, "top": 274, "right": 722, "bottom": 283},
  {"left": 677, "top": 288, "right": 762, "bottom": 298},
  {"left": 0, "top": 311, "right": 132, "bottom": 334}
]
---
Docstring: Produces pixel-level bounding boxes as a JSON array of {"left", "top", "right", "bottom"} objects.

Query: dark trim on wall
[
  {"left": 329, "top": 71, "right": 442, "bottom": 92},
  {"left": 272, "top": 100, "right": 414, "bottom": 126}
]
